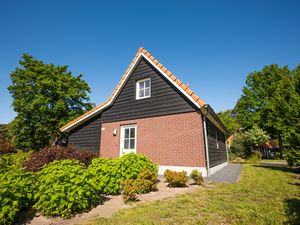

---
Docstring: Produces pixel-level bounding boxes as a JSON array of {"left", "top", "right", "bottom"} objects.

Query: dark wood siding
[
  {"left": 68, "top": 114, "right": 101, "bottom": 153},
  {"left": 206, "top": 119, "right": 227, "bottom": 167},
  {"left": 101, "top": 58, "right": 197, "bottom": 123}
]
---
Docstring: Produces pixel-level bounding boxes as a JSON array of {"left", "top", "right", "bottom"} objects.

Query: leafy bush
[
  {"left": 0, "top": 170, "right": 36, "bottom": 225},
  {"left": 229, "top": 133, "right": 250, "bottom": 158},
  {"left": 122, "top": 179, "right": 139, "bottom": 203},
  {"left": 230, "top": 126, "right": 269, "bottom": 159},
  {"left": 135, "top": 169, "right": 157, "bottom": 193},
  {"left": 164, "top": 170, "right": 188, "bottom": 187},
  {"left": 190, "top": 170, "right": 203, "bottom": 185},
  {"left": 0, "top": 151, "right": 32, "bottom": 173},
  {"left": 33, "top": 160, "right": 99, "bottom": 218},
  {"left": 117, "top": 153, "right": 158, "bottom": 180},
  {"left": 0, "top": 136, "right": 13, "bottom": 154},
  {"left": 88, "top": 153, "right": 158, "bottom": 195},
  {"left": 23, "top": 145, "right": 97, "bottom": 172},
  {"left": 88, "top": 157, "right": 119, "bottom": 194},
  {"left": 285, "top": 148, "right": 300, "bottom": 166}
]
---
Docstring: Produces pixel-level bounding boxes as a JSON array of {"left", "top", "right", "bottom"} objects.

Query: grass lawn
[{"left": 86, "top": 164, "right": 300, "bottom": 225}]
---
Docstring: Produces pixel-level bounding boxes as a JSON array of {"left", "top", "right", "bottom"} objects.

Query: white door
[{"left": 120, "top": 125, "right": 137, "bottom": 156}]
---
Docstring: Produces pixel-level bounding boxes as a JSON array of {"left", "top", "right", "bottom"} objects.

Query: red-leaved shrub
[
  {"left": 0, "top": 137, "right": 13, "bottom": 155},
  {"left": 23, "top": 145, "right": 98, "bottom": 172}
]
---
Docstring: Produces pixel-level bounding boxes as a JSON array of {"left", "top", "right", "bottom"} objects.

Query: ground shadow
[
  {"left": 254, "top": 164, "right": 300, "bottom": 174},
  {"left": 14, "top": 195, "right": 110, "bottom": 225},
  {"left": 284, "top": 198, "right": 300, "bottom": 225},
  {"left": 14, "top": 208, "right": 37, "bottom": 225}
]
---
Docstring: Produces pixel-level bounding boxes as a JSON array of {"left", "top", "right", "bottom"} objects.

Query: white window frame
[
  {"left": 136, "top": 78, "right": 151, "bottom": 100},
  {"left": 216, "top": 131, "right": 219, "bottom": 149},
  {"left": 119, "top": 124, "right": 137, "bottom": 156}
]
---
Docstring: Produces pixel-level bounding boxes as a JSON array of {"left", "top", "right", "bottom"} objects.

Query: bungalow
[{"left": 60, "top": 48, "right": 228, "bottom": 177}]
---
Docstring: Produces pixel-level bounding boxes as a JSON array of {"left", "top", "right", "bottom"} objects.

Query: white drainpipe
[{"left": 203, "top": 115, "right": 210, "bottom": 177}]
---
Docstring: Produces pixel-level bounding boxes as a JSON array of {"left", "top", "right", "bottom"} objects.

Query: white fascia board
[
  {"left": 61, "top": 54, "right": 144, "bottom": 132},
  {"left": 62, "top": 53, "right": 201, "bottom": 132},
  {"left": 141, "top": 54, "right": 201, "bottom": 109}
]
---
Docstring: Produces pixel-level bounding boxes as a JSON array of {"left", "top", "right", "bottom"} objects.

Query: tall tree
[
  {"left": 235, "top": 64, "right": 300, "bottom": 156},
  {"left": 8, "top": 54, "right": 93, "bottom": 150},
  {"left": 217, "top": 109, "right": 240, "bottom": 136}
]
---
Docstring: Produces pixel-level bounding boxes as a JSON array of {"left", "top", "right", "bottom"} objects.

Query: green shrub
[
  {"left": 135, "top": 169, "right": 157, "bottom": 194},
  {"left": 0, "top": 151, "right": 32, "bottom": 173},
  {"left": 285, "top": 148, "right": 300, "bottom": 166},
  {"left": 121, "top": 169, "right": 157, "bottom": 203},
  {"left": 88, "top": 153, "right": 158, "bottom": 195},
  {"left": 117, "top": 153, "right": 158, "bottom": 180},
  {"left": 88, "top": 157, "right": 120, "bottom": 194},
  {"left": 0, "top": 170, "right": 36, "bottom": 225},
  {"left": 34, "top": 160, "right": 99, "bottom": 218},
  {"left": 190, "top": 170, "right": 203, "bottom": 185},
  {"left": 164, "top": 170, "right": 188, "bottom": 187}
]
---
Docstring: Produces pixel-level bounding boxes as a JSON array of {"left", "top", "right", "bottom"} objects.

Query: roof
[{"left": 60, "top": 47, "right": 206, "bottom": 132}]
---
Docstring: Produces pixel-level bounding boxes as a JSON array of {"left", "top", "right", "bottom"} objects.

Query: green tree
[
  {"left": 217, "top": 109, "right": 240, "bottom": 136},
  {"left": 8, "top": 54, "right": 93, "bottom": 151},
  {"left": 284, "top": 65, "right": 300, "bottom": 166},
  {"left": 234, "top": 65, "right": 298, "bottom": 153}
]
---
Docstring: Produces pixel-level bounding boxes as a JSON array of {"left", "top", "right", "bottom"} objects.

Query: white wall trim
[
  {"left": 158, "top": 165, "right": 207, "bottom": 177},
  {"left": 158, "top": 162, "right": 228, "bottom": 178},
  {"left": 209, "top": 162, "right": 228, "bottom": 175}
]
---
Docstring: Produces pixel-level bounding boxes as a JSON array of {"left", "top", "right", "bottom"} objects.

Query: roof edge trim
[{"left": 61, "top": 49, "right": 204, "bottom": 132}]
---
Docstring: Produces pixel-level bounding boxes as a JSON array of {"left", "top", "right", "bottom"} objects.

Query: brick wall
[{"left": 100, "top": 112, "right": 206, "bottom": 167}]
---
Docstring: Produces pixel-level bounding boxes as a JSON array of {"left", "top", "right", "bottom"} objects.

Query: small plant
[
  {"left": 122, "top": 179, "right": 139, "bottom": 203},
  {"left": 34, "top": 160, "right": 99, "bottom": 218},
  {"left": 23, "top": 145, "right": 97, "bottom": 172},
  {"left": 164, "top": 170, "right": 188, "bottom": 187},
  {"left": 136, "top": 168, "right": 158, "bottom": 193},
  {"left": 190, "top": 170, "right": 203, "bottom": 185},
  {"left": 122, "top": 168, "right": 157, "bottom": 203},
  {"left": 247, "top": 154, "right": 260, "bottom": 164}
]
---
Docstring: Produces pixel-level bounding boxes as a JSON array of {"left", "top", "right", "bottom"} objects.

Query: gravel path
[{"left": 206, "top": 164, "right": 242, "bottom": 183}]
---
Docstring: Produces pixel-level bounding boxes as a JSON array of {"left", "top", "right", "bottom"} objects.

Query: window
[
  {"left": 216, "top": 131, "right": 219, "bottom": 149},
  {"left": 120, "top": 125, "right": 137, "bottom": 156},
  {"left": 136, "top": 78, "right": 151, "bottom": 99}
]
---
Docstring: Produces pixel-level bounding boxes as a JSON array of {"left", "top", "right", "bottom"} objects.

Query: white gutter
[{"left": 202, "top": 107, "right": 210, "bottom": 177}]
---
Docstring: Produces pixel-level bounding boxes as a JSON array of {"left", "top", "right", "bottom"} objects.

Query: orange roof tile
[{"left": 60, "top": 47, "right": 205, "bottom": 132}]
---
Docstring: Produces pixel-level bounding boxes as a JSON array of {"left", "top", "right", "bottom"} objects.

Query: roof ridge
[{"left": 60, "top": 47, "right": 205, "bottom": 131}]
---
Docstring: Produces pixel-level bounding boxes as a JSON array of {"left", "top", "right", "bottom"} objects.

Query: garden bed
[{"left": 15, "top": 178, "right": 204, "bottom": 225}]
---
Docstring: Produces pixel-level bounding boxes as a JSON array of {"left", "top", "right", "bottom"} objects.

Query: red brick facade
[{"left": 100, "top": 112, "right": 206, "bottom": 167}]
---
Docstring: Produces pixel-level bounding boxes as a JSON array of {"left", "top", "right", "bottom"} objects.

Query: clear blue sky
[{"left": 1, "top": 0, "right": 299, "bottom": 124}]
